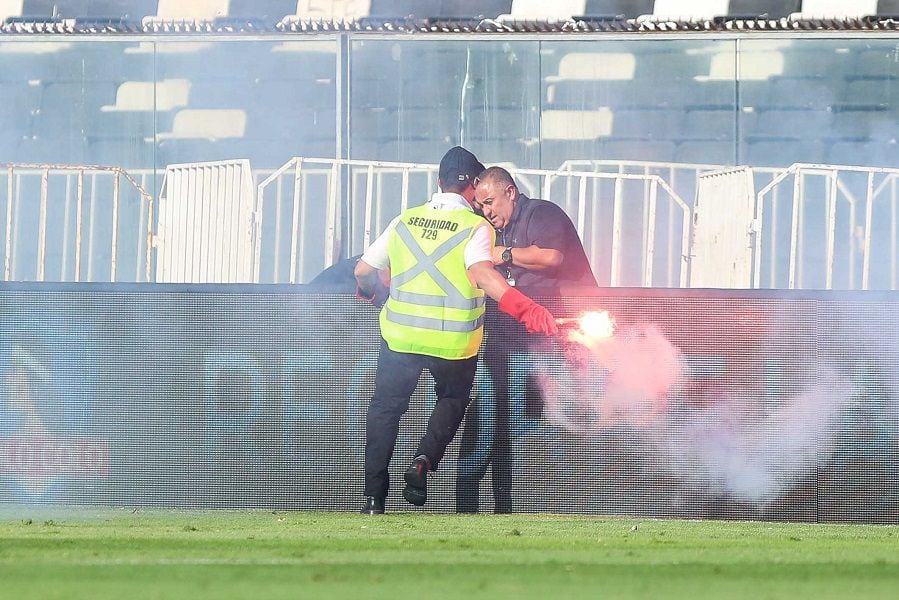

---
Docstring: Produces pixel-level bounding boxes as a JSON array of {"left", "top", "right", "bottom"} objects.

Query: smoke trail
[{"left": 538, "top": 321, "right": 857, "bottom": 503}]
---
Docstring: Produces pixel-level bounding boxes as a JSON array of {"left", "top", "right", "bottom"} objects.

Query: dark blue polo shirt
[{"left": 495, "top": 194, "right": 597, "bottom": 293}]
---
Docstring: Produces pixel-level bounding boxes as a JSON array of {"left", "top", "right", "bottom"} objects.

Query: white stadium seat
[
  {"left": 547, "top": 52, "right": 637, "bottom": 81},
  {"left": 290, "top": 0, "right": 371, "bottom": 20},
  {"left": 0, "top": 0, "right": 22, "bottom": 21},
  {"left": 498, "top": 0, "right": 586, "bottom": 21},
  {"left": 102, "top": 79, "right": 191, "bottom": 112},
  {"left": 791, "top": 0, "right": 879, "bottom": 19},
  {"left": 143, "top": 0, "right": 230, "bottom": 23},
  {"left": 541, "top": 109, "right": 613, "bottom": 140},
  {"left": 647, "top": 0, "right": 730, "bottom": 20},
  {"left": 156, "top": 109, "right": 247, "bottom": 140}
]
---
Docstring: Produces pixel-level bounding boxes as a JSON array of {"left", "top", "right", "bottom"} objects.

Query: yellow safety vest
[{"left": 380, "top": 205, "right": 492, "bottom": 359}]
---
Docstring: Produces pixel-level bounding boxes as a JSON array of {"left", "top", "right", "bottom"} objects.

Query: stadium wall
[{"left": 1, "top": 283, "right": 897, "bottom": 523}]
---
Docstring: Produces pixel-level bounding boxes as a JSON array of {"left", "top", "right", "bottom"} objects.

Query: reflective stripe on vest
[{"left": 385, "top": 307, "right": 484, "bottom": 332}]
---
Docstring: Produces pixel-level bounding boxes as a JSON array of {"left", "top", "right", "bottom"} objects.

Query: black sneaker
[
  {"left": 402, "top": 455, "right": 430, "bottom": 506},
  {"left": 360, "top": 496, "right": 385, "bottom": 515}
]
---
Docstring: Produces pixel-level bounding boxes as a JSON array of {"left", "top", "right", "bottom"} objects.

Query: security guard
[{"left": 354, "top": 146, "right": 558, "bottom": 514}]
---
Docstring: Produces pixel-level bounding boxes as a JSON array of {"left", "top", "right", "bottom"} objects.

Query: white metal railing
[
  {"left": 156, "top": 160, "right": 259, "bottom": 283},
  {"left": 257, "top": 157, "right": 692, "bottom": 287},
  {"left": 756, "top": 163, "right": 899, "bottom": 291},
  {"left": 0, "top": 163, "right": 154, "bottom": 282}
]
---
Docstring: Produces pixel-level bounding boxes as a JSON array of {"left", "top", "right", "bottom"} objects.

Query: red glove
[{"left": 498, "top": 287, "right": 559, "bottom": 336}]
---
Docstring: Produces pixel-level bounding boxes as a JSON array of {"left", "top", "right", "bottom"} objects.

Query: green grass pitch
[{"left": 1, "top": 509, "right": 897, "bottom": 599}]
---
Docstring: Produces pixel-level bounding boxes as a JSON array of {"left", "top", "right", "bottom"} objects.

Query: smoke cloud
[{"left": 538, "top": 320, "right": 858, "bottom": 503}]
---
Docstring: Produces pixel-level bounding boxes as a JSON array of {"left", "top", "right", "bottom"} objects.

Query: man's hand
[
  {"left": 497, "top": 287, "right": 559, "bottom": 336},
  {"left": 356, "top": 280, "right": 388, "bottom": 308},
  {"left": 354, "top": 258, "right": 389, "bottom": 308}
]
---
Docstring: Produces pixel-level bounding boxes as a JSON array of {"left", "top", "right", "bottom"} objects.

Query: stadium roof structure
[{"left": 2, "top": 14, "right": 899, "bottom": 35}]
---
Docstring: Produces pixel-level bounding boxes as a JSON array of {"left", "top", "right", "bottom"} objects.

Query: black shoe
[
  {"left": 402, "top": 455, "right": 430, "bottom": 506},
  {"left": 360, "top": 496, "right": 385, "bottom": 515}
]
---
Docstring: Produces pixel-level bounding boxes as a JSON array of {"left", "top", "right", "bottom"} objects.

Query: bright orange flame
[{"left": 580, "top": 310, "right": 615, "bottom": 339}]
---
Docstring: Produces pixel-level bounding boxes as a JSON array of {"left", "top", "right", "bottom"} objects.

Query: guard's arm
[{"left": 354, "top": 259, "right": 389, "bottom": 307}]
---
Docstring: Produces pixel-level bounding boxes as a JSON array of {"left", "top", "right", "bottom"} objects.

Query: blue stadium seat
[
  {"left": 748, "top": 109, "right": 833, "bottom": 140},
  {"left": 674, "top": 140, "right": 734, "bottom": 165},
  {"left": 679, "top": 109, "right": 738, "bottom": 141},
  {"left": 763, "top": 77, "right": 841, "bottom": 110},
  {"left": 838, "top": 79, "right": 896, "bottom": 110},
  {"left": 31, "top": 82, "right": 119, "bottom": 137},
  {"left": 851, "top": 48, "right": 898, "bottom": 78},
  {"left": 20, "top": 0, "right": 156, "bottom": 19},
  {"left": 878, "top": 0, "right": 899, "bottom": 15},
  {"left": 831, "top": 109, "right": 899, "bottom": 141},
  {"left": 828, "top": 140, "right": 899, "bottom": 167},
  {"left": 609, "top": 109, "right": 683, "bottom": 141},
  {"left": 780, "top": 48, "right": 853, "bottom": 79},
  {"left": 227, "top": 0, "right": 296, "bottom": 19},
  {"left": 602, "top": 139, "right": 677, "bottom": 162},
  {"left": 581, "top": 0, "right": 654, "bottom": 18},
  {"left": 744, "top": 139, "right": 827, "bottom": 166}
]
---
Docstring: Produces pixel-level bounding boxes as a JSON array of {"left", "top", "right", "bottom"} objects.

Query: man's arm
[
  {"left": 492, "top": 244, "right": 563, "bottom": 270},
  {"left": 469, "top": 261, "right": 558, "bottom": 335},
  {"left": 353, "top": 258, "right": 384, "bottom": 295}
]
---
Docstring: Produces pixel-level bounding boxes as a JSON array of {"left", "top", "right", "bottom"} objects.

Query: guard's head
[
  {"left": 438, "top": 146, "right": 485, "bottom": 201},
  {"left": 473, "top": 166, "right": 518, "bottom": 230}
]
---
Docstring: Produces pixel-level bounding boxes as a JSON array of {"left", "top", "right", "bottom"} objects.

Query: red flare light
[{"left": 558, "top": 310, "right": 615, "bottom": 344}]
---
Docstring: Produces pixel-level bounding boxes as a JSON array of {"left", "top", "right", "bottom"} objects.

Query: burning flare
[{"left": 558, "top": 310, "right": 616, "bottom": 345}]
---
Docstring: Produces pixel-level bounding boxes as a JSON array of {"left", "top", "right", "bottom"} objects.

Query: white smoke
[{"left": 539, "top": 321, "right": 858, "bottom": 503}]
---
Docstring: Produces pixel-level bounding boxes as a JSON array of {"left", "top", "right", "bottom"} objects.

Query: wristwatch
[{"left": 501, "top": 246, "right": 513, "bottom": 265}]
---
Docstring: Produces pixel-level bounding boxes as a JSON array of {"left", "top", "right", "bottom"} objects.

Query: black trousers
[{"left": 363, "top": 338, "right": 478, "bottom": 499}]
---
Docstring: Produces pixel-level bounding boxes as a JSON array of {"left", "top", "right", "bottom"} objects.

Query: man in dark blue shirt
[
  {"left": 456, "top": 165, "right": 597, "bottom": 514},
  {"left": 472, "top": 165, "right": 597, "bottom": 293}
]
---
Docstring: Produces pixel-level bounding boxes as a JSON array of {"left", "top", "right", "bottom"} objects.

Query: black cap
[{"left": 438, "top": 146, "right": 485, "bottom": 186}]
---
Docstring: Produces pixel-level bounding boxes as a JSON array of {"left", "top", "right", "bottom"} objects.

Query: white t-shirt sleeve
[
  {"left": 360, "top": 216, "right": 401, "bottom": 271},
  {"left": 463, "top": 221, "right": 495, "bottom": 268}
]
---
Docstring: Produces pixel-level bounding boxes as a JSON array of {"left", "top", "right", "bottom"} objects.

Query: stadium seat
[
  {"left": 610, "top": 109, "right": 683, "bottom": 141},
  {"left": 851, "top": 48, "right": 898, "bottom": 78},
  {"left": 831, "top": 110, "right": 898, "bottom": 141},
  {"left": 541, "top": 109, "right": 613, "bottom": 140},
  {"left": 744, "top": 139, "right": 827, "bottom": 166},
  {"left": 289, "top": 0, "right": 371, "bottom": 21},
  {"left": 828, "top": 140, "right": 899, "bottom": 167},
  {"left": 879, "top": 0, "right": 899, "bottom": 15},
  {"left": 227, "top": 0, "right": 296, "bottom": 20},
  {"left": 0, "top": 0, "right": 22, "bottom": 21},
  {"left": 726, "top": 0, "right": 800, "bottom": 17},
  {"left": 749, "top": 109, "right": 833, "bottom": 139},
  {"left": 547, "top": 52, "right": 637, "bottom": 81},
  {"left": 763, "top": 77, "right": 840, "bottom": 110},
  {"left": 19, "top": 1, "right": 157, "bottom": 19},
  {"left": 143, "top": 0, "right": 229, "bottom": 24},
  {"left": 679, "top": 109, "right": 737, "bottom": 141},
  {"left": 696, "top": 50, "right": 784, "bottom": 81},
  {"left": 838, "top": 79, "right": 895, "bottom": 110},
  {"left": 645, "top": 0, "right": 729, "bottom": 20},
  {"left": 780, "top": 47, "right": 853, "bottom": 79},
  {"left": 156, "top": 109, "right": 247, "bottom": 140},
  {"left": 603, "top": 139, "right": 677, "bottom": 162},
  {"left": 675, "top": 140, "right": 734, "bottom": 164},
  {"left": 102, "top": 79, "right": 191, "bottom": 112},
  {"left": 498, "top": 0, "right": 586, "bottom": 21},
  {"left": 581, "top": 0, "right": 654, "bottom": 19},
  {"left": 429, "top": 1, "right": 512, "bottom": 19},
  {"left": 791, "top": 0, "right": 879, "bottom": 19}
]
